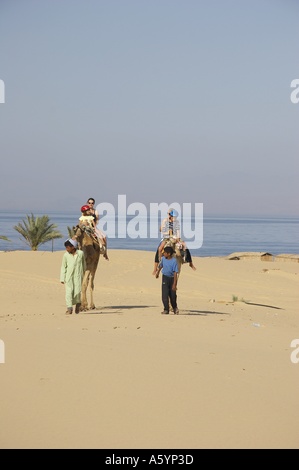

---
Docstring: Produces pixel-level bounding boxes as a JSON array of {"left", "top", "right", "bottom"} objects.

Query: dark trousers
[
  {"left": 162, "top": 275, "right": 177, "bottom": 312},
  {"left": 185, "top": 248, "right": 192, "bottom": 263}
]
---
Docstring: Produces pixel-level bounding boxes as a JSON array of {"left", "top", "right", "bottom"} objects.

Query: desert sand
[{"left": 0, "top": 249, "right": 298, "bottom": 449}]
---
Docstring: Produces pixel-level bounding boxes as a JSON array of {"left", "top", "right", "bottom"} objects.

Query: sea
[{"left": 0, "top": 210, "right": 298, "bottom": 257}]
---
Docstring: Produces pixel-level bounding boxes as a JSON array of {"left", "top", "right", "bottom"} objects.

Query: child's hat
[
  {"left": 169, "top": 209, "right": 178, "bottom": 217},
  {"left": 81, "top": 204, "right": 90, "bottom": 212}
]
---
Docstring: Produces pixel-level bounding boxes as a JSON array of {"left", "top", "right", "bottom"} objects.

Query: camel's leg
[
  {"left": 81, "top": 271, "right": 90, "bottom": 311},
  {"left": 88, "top": 270, "right": 96, "bottom": 309}
]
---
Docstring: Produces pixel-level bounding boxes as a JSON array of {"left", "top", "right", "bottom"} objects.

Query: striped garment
[{"left": 160, "top": 217, "right": 180, "bottom": 239}]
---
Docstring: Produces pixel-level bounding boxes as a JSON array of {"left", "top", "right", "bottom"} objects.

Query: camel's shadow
[
  {"left": 82, "top": 306, "right": 228, "bottom": 316},
  {"left": 83, "top": 305, "right": 154, "bottom": 314}
]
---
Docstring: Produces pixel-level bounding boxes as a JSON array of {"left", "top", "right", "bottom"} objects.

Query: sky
[{"left": 0, "top": 0, "right": 298, "bottom": 217}]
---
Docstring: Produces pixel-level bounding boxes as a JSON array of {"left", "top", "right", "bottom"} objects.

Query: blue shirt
[{"left": 160, "top": 256, "right": 179, "bottom": 277}]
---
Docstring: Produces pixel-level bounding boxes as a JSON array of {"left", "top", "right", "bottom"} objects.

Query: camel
[
  {"left": 152, "top": 237, "right": 188, "bottom": 277},
  {"left": 73, "top": 224, "right": 102, "bottom": 311}
]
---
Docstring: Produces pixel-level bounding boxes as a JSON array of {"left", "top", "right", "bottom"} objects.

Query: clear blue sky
[{"left": 0, "top": 0, "right": 298, "bottom": 216}]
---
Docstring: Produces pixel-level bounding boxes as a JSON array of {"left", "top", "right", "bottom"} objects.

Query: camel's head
[{"left": 73, "top": 224, "right": 100, "bottom": 254}]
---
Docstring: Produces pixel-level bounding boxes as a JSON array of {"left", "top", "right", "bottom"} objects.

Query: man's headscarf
[{"left": 66, "top": 238, "right": 78, "bottom": 248}]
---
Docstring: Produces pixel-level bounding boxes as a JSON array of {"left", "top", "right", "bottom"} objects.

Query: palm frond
[
  {"left": 0, "top": 235, "right": 10, "bottom": 241},
  {"left": 67, "top": 226, "right": 75, "bottom": 238}
]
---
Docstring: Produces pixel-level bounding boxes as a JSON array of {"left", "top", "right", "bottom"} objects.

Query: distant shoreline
[
  {"left": 1, "top": 212, "right": 298, "bottom": 256},
  {"left": 0, "top": 248, "right": 298, "bottom": 262}
]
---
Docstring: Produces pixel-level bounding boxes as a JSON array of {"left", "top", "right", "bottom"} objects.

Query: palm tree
[
  {"left": 14, "top": 213, "right": 63, "bottom": 251},
  {"left": 67, "top": 226, "right": 75, "bottom": 238},
  {"left": 0, "top": 235, "right": 10, "bottom": 241}
]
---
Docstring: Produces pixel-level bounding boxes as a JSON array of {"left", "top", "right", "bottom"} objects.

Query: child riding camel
[
  {"left": 152, "top": 208, "right": 196, "bottom": 275},
  {"left": 79, "top": 205, "right": 109, "bottom": 260},
  {"left": 158, "top": 209, "right": 181, "bottom": 260}
]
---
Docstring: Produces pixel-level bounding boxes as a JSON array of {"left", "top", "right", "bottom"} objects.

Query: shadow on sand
[
  {"left": 83, "top": 306, "right": 230, "bottom": 316},
  {"left": 244, "top": 301, "right": 283, "bottom": 310},
  {"left": 83, "top": 305, "right": 154, "bottom": 314},
  {"left": 177, "top": 310, "right": 229, "bottom": 316}
]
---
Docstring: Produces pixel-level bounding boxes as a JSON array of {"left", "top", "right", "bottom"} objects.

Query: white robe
[{"left": 60, "top": 250, "right": 86, "bottom": 307}]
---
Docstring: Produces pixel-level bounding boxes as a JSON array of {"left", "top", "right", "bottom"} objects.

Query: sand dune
[{"left": 0, "top": 250, "right": 298, "bottom": 449}]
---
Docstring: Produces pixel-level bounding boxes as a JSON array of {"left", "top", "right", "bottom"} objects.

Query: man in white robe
[{"left": 60, "top": 238, "right": 86, "bottom": 314}]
